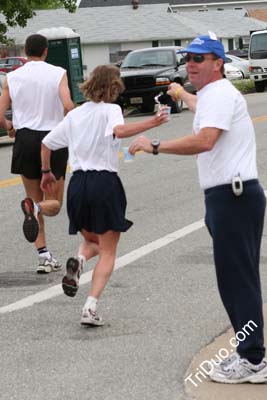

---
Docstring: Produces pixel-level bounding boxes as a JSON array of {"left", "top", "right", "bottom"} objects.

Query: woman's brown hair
[{"left": 80, "top": 64, "right": 125, "bottom": 103}]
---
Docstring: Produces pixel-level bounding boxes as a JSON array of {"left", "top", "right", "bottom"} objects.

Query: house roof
[
  {"left": 79, "top": 0, "right": 170, "bottom": 6},
  {"left": 79, "top": 0, "right": 265, "bottom": 5},
  {"left": 248, "top": 9, "right": 267, "bottom": 21},
  {"left": 4, "top": 4, "right": 266, "bottom": 46}
]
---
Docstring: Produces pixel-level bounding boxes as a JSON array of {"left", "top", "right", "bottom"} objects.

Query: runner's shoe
[
  {"left": 21, "top": 197, "right": 39, "bottom": 243},
  {"left": 36, "top": 255, "right": 62, "bottom": 274},
  {"left": 209, "top": 354, "right": 267, "bottom": 383},
  {"left": 62, "top": 257, "right": 83, "bottom": 297},
  {"left": 80, "top": 306, "right": 104, "bottom": 326}
]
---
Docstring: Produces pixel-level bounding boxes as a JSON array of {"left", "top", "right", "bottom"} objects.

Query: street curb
[{"left": 184, "top": 304, "right": 267, "bottom": 400}]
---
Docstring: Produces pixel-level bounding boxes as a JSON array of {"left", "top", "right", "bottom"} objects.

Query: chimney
[{"left": 132, "top": 0, "right": 139, "bottom": 9}]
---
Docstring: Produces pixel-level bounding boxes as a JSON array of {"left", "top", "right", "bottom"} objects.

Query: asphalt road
[{"left": 1, "top": 93, "right": 267, "bottom": 400}]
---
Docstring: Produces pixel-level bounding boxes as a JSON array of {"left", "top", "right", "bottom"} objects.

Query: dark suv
[{"left": 118, "top": 46, "right": 187, "bottom": 114}]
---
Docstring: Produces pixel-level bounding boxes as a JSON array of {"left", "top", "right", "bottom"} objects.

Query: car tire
[
  {"left": 255, "top": 81, "right": 265, "bottom": 93},
  {"left": 169, "top": 98, "right": 183, "bottom": 114},
  {"left": 140, "top": 102, "right": 155, "bottom": 113}
]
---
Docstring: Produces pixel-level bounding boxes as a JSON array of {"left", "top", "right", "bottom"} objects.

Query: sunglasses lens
[
  {"left": 194, "top": 55, "right": 205, "bottom": 63},
  {"left": 185, "top": 54, "right": 205, "bottom": 63}
]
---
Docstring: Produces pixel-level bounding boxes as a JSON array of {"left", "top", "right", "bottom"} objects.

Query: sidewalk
[{"left": 185, "top": 304, "right": 267, "bottom": 400}]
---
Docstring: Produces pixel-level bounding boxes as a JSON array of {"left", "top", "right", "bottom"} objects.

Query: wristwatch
[{"left": 151, "top": 139, "right": 160, "bottom": 155}]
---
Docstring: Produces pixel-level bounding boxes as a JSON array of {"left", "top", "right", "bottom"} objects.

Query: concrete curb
[{"left": 184, "top": 304, "right": 267, "bottom": 400}]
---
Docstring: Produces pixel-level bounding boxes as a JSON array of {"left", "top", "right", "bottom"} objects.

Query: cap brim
[{"left": 176, "top": 46, "right": 211, "bottom": 55}]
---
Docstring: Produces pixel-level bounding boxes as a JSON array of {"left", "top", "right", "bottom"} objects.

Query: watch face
[{"left": 152, "top": 139, "right": 160, "bottom": 146}]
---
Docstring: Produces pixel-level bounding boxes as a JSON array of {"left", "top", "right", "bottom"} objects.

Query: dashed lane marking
[
  {"left": 1, "top": 115, "right": 267, "bottom": 189},
  {"left": 0, "top": 219, "right": 205, "bottom": 314}
]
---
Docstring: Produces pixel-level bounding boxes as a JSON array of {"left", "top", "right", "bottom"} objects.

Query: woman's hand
[{"left": 129, "top": 135, "right": 152, "bottom": 155}]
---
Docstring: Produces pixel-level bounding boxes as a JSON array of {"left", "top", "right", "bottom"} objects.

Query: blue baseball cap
[{"left": 178, "top": 35, "right": 226, "bottom": 62}]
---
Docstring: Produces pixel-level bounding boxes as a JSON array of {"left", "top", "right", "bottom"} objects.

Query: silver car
[
  {"left": 224, "top": 63, "right": 243, "bottom": 81},
  {"left": 225, "top": 54, "right": 250, "bottom": 78}
]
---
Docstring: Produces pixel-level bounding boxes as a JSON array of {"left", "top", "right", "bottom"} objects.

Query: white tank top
[{"left": 8, "top": 61, "right": 66, "bottom": 131}]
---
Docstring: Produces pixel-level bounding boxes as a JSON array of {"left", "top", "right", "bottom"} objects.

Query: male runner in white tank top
[{"left": 0, "top": 34, "right": 74, "bottom": 273}]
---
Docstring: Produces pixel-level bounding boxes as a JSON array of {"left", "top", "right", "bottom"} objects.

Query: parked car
[
  {"left": 226, "top": 48, "right": 248, "bottom": 59},
  {"left": 0, "top": 56, "right": 27, "bottom": 73},
  {"left": 118, "top": 46, "right": 188, "bottom": 114},
  {"left": 224, "top": 63, "right": 243, "bottom": 80},
  {"left": 225, "top": 54, "right": 250, "bottom": 78},
  {"left": 0, "top": 72, "right": 12, "bottom": 138}
]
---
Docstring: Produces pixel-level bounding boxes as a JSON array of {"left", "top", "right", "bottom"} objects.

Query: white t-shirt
[
  {"left": 193, "top": 79, "right": 258, "bottom": 190},
  {"left": 42, "top": 101, "right": 124, "bottom": 173},
  {"left": 7, "top": 61, "right": 65, "bottom": 130}
]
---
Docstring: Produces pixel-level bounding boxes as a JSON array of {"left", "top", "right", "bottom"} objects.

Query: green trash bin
[{"left": 38, "top": 27, "right": 84, "bottom": 103}]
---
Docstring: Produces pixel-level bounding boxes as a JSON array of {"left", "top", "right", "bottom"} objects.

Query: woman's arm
[{"left": 114, "top": 112, "right": 168, "bottom": 139}]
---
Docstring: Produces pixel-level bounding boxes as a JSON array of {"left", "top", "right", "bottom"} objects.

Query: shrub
[{"left": 232, "top": 79, "right": 255, "bottom": 94}]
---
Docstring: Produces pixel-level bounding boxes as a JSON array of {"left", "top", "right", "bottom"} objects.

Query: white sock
[
  {"left": 84, "top": 296, "right": 97, "bottom": 311},
  {"left": 34, "top": 202, "right": 41, "bottom": 215},
  {"left": 38, "top": 251, "right": 51, "bottom": 259}
]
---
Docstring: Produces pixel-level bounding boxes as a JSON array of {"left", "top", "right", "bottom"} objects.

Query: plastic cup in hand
[
  {"left": 122, "top": 147, "right": 134, "bottom": 162},
  {"left": 159, "top": 105, "right": 171, "bottom": 120}
]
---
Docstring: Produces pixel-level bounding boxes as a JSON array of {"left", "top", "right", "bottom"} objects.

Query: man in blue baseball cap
[
  {"left": 129, "top": 32, "right": 267, "bottom": 384},
  {"left": 179, "top": 33, "right": 226, "bottom": 61}
]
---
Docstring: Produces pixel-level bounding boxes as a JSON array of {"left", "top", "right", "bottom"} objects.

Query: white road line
[{"left": 0, "top": 219, "right": 204, "bottom": 314}]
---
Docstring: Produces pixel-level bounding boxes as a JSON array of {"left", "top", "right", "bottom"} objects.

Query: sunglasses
[{"left": 184, "top": 54, "right": 217, "bottom": 63}]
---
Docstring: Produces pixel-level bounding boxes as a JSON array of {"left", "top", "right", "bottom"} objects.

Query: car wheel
[
  {"left": 169, "top": 98, "right": 183, "bottom": 114},
  {"left": 255, "top": 81, "right": 265, "bottom": 93},
  {"left": 140, "top": 102, "right": 155, "bottom": 113}
]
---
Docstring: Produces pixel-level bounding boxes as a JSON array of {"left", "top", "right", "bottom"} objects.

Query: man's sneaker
[
  {"left": 212, "top": 352, "right": 240, "bottom": 371},
  {"left": 36, "top": 255, "right": 62, "bottom": 274},
  {"left": 21, "top": 197, "right": 39, "bottom": 243},
  {"left": 62, "top": 257, "right": 83, "bottom": 297},
  {"left": 209, "top": 354, "right": 267, "bottom": 384},
  {"left": 80, "top": 307, "right": 104, "bottom": 326}
]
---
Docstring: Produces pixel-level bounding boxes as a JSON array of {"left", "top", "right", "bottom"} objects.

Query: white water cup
[
  {"left": 159, "top": 105, "right": 171, "bottom": 120},
  {"left": 122, "top": 147, "right": 134, "bottom": 162}
]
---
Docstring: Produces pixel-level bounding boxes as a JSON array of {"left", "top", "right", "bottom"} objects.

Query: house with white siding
[{"left": 1, "top": 2, "right": 266, "bottom": 74}]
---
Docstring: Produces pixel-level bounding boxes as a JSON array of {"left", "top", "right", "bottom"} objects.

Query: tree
[{"left": 0, "top": 0, "right": 77, "bottom": 44}]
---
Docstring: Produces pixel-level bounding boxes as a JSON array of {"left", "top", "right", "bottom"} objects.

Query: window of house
[
  {"left": 160, "top": 40, "right": 174, "bottom": 47},
  {"left": 228, "top": 39, "right": 234, "bottom": 51},
  {"left": 109, "top": 44, "right": 122, "bottom": 63}
]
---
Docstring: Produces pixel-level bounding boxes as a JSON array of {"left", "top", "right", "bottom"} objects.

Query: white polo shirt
[
  {"left": 7, "top": 61, "right": 65, "bottom": 131},
  {"left": 193, "top": 79, "right": 258, "bottom": 190},
  {"left": 42, "top": 101, "right": 124, "bottom": 173}
]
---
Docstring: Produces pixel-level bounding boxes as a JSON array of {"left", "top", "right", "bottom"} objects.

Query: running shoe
[
  {"left": 209, "top": 354, "right": 267, "bottom": 384},
  {"left": 21, "top": 197, "right": 39, "bottom": 243},
  {"left": 211, "top": 352, "right": 239, "bottom": 371},
  {"left": 80, "top": 306, "right": 104, "bottom": 326},
  {"left": 36, "top": 255, "right": 62, "bottom": 274},
  {"left": 62, "top": 257, "right": 83, "bottom": 297}
]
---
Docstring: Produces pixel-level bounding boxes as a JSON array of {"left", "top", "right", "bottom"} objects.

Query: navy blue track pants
[{"left": 205, "top": 179, "right": 266, "bottom": 363}]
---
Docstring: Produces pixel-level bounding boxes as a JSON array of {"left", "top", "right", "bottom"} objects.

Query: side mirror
[{"left": 115, "top": 60, "right": 122, "bottom": 68}]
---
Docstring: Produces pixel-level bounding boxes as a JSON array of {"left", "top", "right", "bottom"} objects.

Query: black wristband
[{"left": 41, "top": 169, "right": 51, "bottom": 174}]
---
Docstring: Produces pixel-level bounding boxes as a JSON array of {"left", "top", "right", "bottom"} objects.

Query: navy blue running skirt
[{"left": 67, "top": 170, "right": 133, "bottom": 235}]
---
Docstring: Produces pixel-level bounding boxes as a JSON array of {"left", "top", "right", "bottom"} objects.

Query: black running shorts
[
  {"left": 67, "top": 170, "right": 133, "bottom": 235},
  {"left": 11, "top": 128, "right": 68, "bottom": 180}
]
